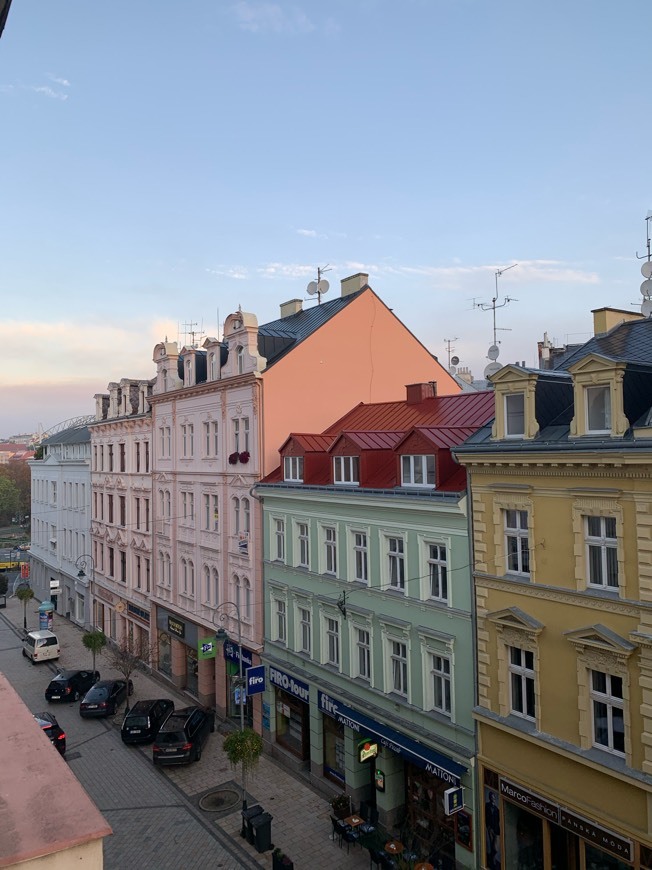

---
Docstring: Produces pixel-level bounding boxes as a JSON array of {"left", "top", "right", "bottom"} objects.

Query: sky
[{"left": 1, "top": 0, "right": 651, "bottom": 437}]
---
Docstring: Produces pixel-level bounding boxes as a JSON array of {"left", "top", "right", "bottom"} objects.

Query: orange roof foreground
[{"left": 0, "top": 673, "right": 111, "bottom": 867}]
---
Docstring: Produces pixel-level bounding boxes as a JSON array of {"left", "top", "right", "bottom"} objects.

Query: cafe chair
[
  {"left": 342, "top": 826, "right": 361, "bottom": 852},
  {"left": 368, "top": 846, "right": 383, "bottom": 868},
  {"left": 330, "top": 815, "right": 347, "bottom": 847}
]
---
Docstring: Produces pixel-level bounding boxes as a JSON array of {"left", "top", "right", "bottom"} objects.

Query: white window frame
[
  {"left": 284, "top": 455, "right": 304, "bottom": 482},
  {"left": 297, "top": 522, "right": 309, "bottom": 568},
  {"left": 504, "top": 509, "right": 530, "bottom": 576},
  {"left": 324, "top": 526, "right": 337, "bottom": 576},
  {"left": 504, "top": 392, "right": 525, "bottom": 438},
  {"left": 352, "top": 625, "right": 371, "bottom": 683},
  {"left": 297, "top": 605, "right": 312, "bottom": 656},
  {"left": 273, "top": 596, "right": 287, "bottom": 644},
  {"left": 427, "top": 543, "right": 448, "bottom": 603},
  {"left": 401, "top": 454, "right": 435, "bottom": 487},
  {"left": 508, "top": 646, "right": 536, "bottom": 721},
  {"left": 333, "top": 455, "right": 359, "bottom": 485},
  {"left": 585, "top": 385, "right": 611, "bottom": 434},
  {"left": 585, "top": 515, "right": 618, "bottom": 589},
  {"left": 389, "top": 639, "right": 408, "bottom": 698},
  {"left": 352, "top": 530, "right": 369, "bottom": 584},
  {"left": 590, "top": 670, "right": 625, "bottom": 756},
  {"left": 387, "top": 536, "right": 405, "bottom": 591},
  {"left": 324, "top": 615, "right": 340, "bottom": 669},
  {"left": 274, "top": 518, "right": 285, "bottom": 562},
  {"left": 430, "top": 653, "right": 452, "bottom": 717},
  {"left": 181, "top": 423, "right": 194, "bottom": 458}
]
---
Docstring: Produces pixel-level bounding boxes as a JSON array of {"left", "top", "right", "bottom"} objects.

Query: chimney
[
  {"left": 341, "top": 272, "right": 369, "bottom": 297},
  {"left": 406, "top": 382, "right": 437, "bottom": 404},
  {"left": 592, "top": 306, "right": 643, "bottom": 335},
  {"left": 280, "top": 299, "right": 303, "bottom": 318}
]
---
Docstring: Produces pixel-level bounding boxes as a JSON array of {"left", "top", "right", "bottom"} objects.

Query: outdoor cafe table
[
  {"left": 343, "top": 814, "right": 365, "bottom": 828},
  {"left": 414, "top": 863, "right": 434, "bottom": 870},
  {"left": 385, "top": 839, "right": 404, "bottom": 856}
]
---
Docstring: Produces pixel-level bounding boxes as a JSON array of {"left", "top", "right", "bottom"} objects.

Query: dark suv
[
  {"left": 121, "top": 698, "right": 174, "bottom": 744},
  {"left": 45, "top": 669, "right": 100, "bottom": 702},
  {"left": 152, "top": 705, "right": 215, "bottom": 765}
]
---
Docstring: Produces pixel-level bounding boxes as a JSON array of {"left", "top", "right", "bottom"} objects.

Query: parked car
[
  {"left": 79, "top": 679, "right": 133, "bottom": 718},
  {"left": 121, "top": 698, "right": 174, "bottom": 744},
  {"left": 152, "top": 705, "right": 215, "bottom": 765},
  {"left": 45, "top": 669, "right": 100, "bottom": 702},
  {"left": 22, "top": 629, "right": 60, "bottom": 664},
  {"left": 33, "top": 711, "right": 66, "bottom": 756}
]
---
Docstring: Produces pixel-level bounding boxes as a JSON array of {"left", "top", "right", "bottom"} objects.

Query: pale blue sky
[{"left": 1, "top": 0, "right": 650, "bottom": 435}]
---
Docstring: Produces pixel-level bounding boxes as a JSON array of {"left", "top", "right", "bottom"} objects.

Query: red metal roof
[
  {"left": 323, "top": 391, "right": 495, "bottom": 434},
  {"left": 278, "top": 433, "right": 335, "bottom": 453},
  {"left": 332, "top": 431, "right": 404, "bottom": 451}
]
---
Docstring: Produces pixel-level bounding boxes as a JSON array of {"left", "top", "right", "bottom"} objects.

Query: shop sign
[
  {"left": 128, "top": 603, "right": 150, "bottom": 624},
  {"left": 500, "top": 779, "right": 558, "bottom": 823},
  {"left": 21, "top": 563, "right": 29, "bottom": 579},
  {"left": 168, "top": 616, "right": 185, "bottom": 639},
  {"left": 559, "top": 808, "right": 632, "bottom": 862},
  {"left": 198, "top": 637, "right": 216, "bottom": 659},
  {"left": 358, "top": 739, "right": 379, "bottom": 763},
  {"left": 318, "top": 690, "right": 465, "bottom": 786},
  {"left": 96, "top": 586, "right": 115, "bottom": 604},
  {"left": 246, "top": 665, "right": 266, "bottom": 695},
  {"left": 269, "top": 666, "right": 309, "bottom": 703},
  {"left": 375, "top": 769, "right": 386, "bottom": 792},
  {"left": 444, "top": 786, "right": 464, "bottom": 816},
  {"left": 223, "top": 640, "right": 253, "bottom": 668}
]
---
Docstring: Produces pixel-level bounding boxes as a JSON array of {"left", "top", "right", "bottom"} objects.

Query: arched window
[
  {"left": 209, "top": 352, "right": 216, "bottom": 380},
  {"left": 165, "top": 490, "right": 171, "bottom": 518},
  {"left": 233, "top": 497, "right": 240, "bottom": 533},
  {"left": 212, "top": 568, "right": 220, "bottom": 606},
  {"left": 203, "top": 565, "right": 211, "bottom": 604},
  {"left": 162, "top": 369, "right": 168, "bottom": 391},
  {"left": 181, "top": 558, "right": 188, "bottom": 593},
  {"left": 243, "top": 498, "right": 250, "bottom": 533},
  {"left": 236, "top": 345, "right": 245, "bottom": 374},
  {"left": 159, "top": 490, "right": 165, "bottom": 517},
  {"left": 165, "top": 553, "right": 171, "bottom": 586},
  {"left": 242, "top": 577, "right": 251, "bottom": 621},
  {"left": 158, "top": 550, "right": 165, "bottom": 585},
  {"left": 234, "top": 574, "right": 241, "bottom": 613},
  {"left": 188, "top": 560, "right": 195, "bottom": 596}
]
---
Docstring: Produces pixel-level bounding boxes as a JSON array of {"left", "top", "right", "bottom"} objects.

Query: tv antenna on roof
[
  {"left": 307, "top": 265, "right": 331, "bottom": 305},
  {"left": 181, "top": 320, "right": 204, "bottom": 349},
  {"left": 474, "top": 263, "right": 518, "bottom": 378},
  {"left": 636, "top": 213, "right": 652, "bottom": 317},
  {"left": 444, "top": 337, "right": 460, "bottom": 371}
]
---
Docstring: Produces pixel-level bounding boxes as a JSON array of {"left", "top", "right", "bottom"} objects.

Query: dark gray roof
[
  {"left": 258, "top": 288, "right": 365, "bottom": 366},
  {"left": 556, "top": 317, "right": 652, "bottom": 370},
  {"left": 41, "top": 426, "right": 90, "bottom": 446}
]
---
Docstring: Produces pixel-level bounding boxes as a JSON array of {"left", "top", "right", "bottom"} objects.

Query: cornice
[
  {"left": 148, "top": 374, "right": 254, "bottom": 405},
  {"left": 467, "top": 464, "right": 652, "bottom": 482}
]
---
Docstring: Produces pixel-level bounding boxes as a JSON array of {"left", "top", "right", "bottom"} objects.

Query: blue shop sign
[
  {"left": 223, "top": 640, "right": 253, "bottom": 669},
  {"left": 318, "top": 690, "right": 466, "bottom": 787},
  {"left": 268, "top": 665, "right": 310, "bottom": 704}
]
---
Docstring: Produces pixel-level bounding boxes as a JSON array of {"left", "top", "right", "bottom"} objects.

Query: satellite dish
[
  {"left": 487, "top": 344, "right": 500, "bottom": 361},
  {"left": 641, "top": 280, "right": 652, "bottom": 297},
  {"left": 307, "top": 281, "right": 318, "bottom": 296},
  {"left": 451, "top": 355, "right": 460, "bottom": 366},
  {"left": 641, "top": 261, "right": 652, "bottom": 279},
  {"left": 643, "top": 299, "right": 652, "bottom": 317},
  {"left": 484, "top": 361, "right": 502, "bottom": 378},
  {"left": 317, "top": 279, "right": 330, "bottom": 296}
]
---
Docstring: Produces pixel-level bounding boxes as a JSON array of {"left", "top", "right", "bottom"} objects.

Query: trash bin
[
  {"left": 251, "top": 811, "right": 273, "bottom": 853},
  {"left": 241, "top": 804, "right": 263, "bottom": 844}
]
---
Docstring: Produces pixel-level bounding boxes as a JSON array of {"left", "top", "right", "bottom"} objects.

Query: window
[
  {"left": 431, "top": 654, "right": 451, "bottom": 716},
  {"left": 236, "top": 345, "right": 245, "bottom": 374},
  {"left": 108, "top": 445, "right": 114, "bottom": 472},
  {"left": 586, "top": 385, "right": 611, "bottom": 433},
  {"left": 297, "top": 523, "right": 309, "bottom": 568},
  {"left": 333, "top": 455, "right": 359, "bottom": 485},
  {"left": 275, "top": 599, "right": 287, "bottom": 644},
  {"left": 353, "top": 532, "right": 368, "bottom": 583},
  {"left": 119, "top": 496, "right": 126, "bottom": 527},
  {"left": 509, "top": 646, "right": 535, "bottom": 720},
  {"left": 165, "top": 490, "right": 171, "bottom": 518},
  {"left": 233, "top": 497, "right": 240, "bottom": 533},
  {"left": 181, "top": 559, "right": 195, "bottom": 596},
  {"left": 233, "top": 417, "right": 250, "bottom": 453},
  {"left": 145, "top": 441, "right": 150, "bottom": 472},
  {"left": 203, "top": 420, "right": 219, "bottom": 457},
  {"left": 159, "top": 426, "right": 171, "bottom": 458},
  {"left": 401, "top": 454, "right": 435, "bottom": 487},
  {"left": 298, "top": 607, "right": 311, "bottom": 655},
  {"left": 505, "top": 510, "right": 529, "bottom": 575},
  {"left": 390, "top": 640, "right": 408, "bottom": 697},
  {"left": 586, "top": 516, "right": 618, "bottom": 589},
  {"left": 135, "top": 443, "right": 141, "bottom": 472},
  {"left": 135, "top": 555, "right": 142, "bottom": 590},
  {"left": 324, "top": 527, "right": 337, "bottom": 575},
  {"left": 428, "top": 544, "right": 448, "bottom": 602},
  {"left": 388, "top": 537, "right": 405, "bottom": 591},
  {"left": 284, "top": 456, "right": 304, "bottom": 482},
  {"left": 504, "top": 393, "right": 525, "bottom": 437},
  {"left": 144, "top": 498, "right": 150, "bottom": 532},
  {"left": 119, "top": 443, "right": 126, "bottom": 472},
  {"left": 182, "top": 492, "right": 194, "bottom": 521},
  {"left": 354, "top": 628, "right": 371, "bottom": 682},
  {"left": 204, "top": 494, "right": 219, "bottom": 531},
  {"left": 108, "top": 495, "right": 114, "bottom": 524},
  {"left": 273, "top": 518, "right": 285, "bottom": 561},
  {"left": 203, "top": 566, "right": 219, "bottom": 606},
  {"left": 326, "top": 617, "right": 340, "bottom": 667},
  {"left": 181, "top": 423, "right": 194, "bottom": 458},
  {"left": 590, "top": 670, "right": 624, "bottom": 755},
  {"left": 108, "top": 546, "right": 115, "bottom": 578}
]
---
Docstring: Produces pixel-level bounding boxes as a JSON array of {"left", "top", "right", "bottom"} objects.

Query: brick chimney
[
  {"left": 341, "top": 273, "right": 369, "bottom": 297},
  {"left": 406, "top": 382, "right": 437, "bottom": 404},
  {"left": 280, "top": 299, "right": 303, "bottom": 318}
]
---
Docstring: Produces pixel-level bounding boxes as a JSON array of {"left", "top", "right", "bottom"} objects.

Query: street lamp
[
  {"left": 75, "top": 554, "right": 95, "bottom": 628},
  {"left": 212, "top": 600, "right": 247, "bottom": 809}
]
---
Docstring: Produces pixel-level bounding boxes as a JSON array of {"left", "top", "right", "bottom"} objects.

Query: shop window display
[
  {"left": 504, "top": 800, "right": 543, "bottom": 870},
  {"left": 405, "top": 764, "right": 455, "bottom": 864}
]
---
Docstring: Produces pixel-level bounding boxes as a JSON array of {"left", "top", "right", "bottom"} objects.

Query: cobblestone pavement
[{"left": 0, "top": 596, "right": 371, "bottom": 870}]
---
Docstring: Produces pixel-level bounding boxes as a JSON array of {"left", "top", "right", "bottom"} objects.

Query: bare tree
[{"left": 103, "top": 633, "right": 155, "bottom": 711}]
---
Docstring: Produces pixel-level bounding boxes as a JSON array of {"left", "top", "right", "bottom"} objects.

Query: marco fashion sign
[{"left": 318, "top": 690, "right": 466, "bottom": 787}]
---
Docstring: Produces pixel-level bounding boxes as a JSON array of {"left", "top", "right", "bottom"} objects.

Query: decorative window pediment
[
  {"left": 564, "top": 624, "right": 635, "bottom": 658},
  {"left": 568, "top": 355, "right": 628, "bottom": 438},
  {"left": 488, "top": 606, "right": 544, "bottom": 639},
  {"left": 490, "top": 365, "right": 539, "bottom": 441}
]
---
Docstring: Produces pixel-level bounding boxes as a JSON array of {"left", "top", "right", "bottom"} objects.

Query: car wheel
[{"left": 195, "top": 743, "right": 202, "bottom": 762}]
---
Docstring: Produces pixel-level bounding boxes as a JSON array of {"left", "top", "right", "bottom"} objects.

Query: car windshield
[
  {"left": 86, "top": 686, "right": 109, "bottom": 700},
  {"left": 156, "top": 730, "right": 185, "bottom": 744},
  {"left": 126, "top": 716, "right": 148, "bottom": 728}
]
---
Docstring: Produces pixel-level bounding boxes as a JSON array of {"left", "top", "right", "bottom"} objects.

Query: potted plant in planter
[
  {"left": 272, "top": 847, "right": 294, "bottom": 869},
  {"left": 239, "top": 450, "right": 250, "bottom": 464},
  {"left": 329, "top": 792, "right": 351, "bottom": 820},
  {"left": 228, "top": 451, "right": 239, "bottom": 465}
]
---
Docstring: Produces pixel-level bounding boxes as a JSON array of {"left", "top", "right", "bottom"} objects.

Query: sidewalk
[{"left": 3, "top": 595, "right": 371, "bottom": 870}]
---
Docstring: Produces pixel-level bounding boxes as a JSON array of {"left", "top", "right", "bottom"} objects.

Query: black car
[
  {"left": 152, "top": 705, "right": 215, "bottom": 765},
  {"left": 121, "top": 698, "right": 174, "bottom": 744},
  {"left": 45, "top": 669, "right": 100, "bottom": 702},
  {"left": 79, "top": 678, "right": 133, "bottom": 718},
  {"left": 33, "top": 711, "right": 66, "bottom": 756}
]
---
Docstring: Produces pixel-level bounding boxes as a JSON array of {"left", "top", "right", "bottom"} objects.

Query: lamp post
[
  {"left": 75, "top": 554, "right": 95, "bottom": 628},
  {"left": 212, "top": 600, "right": 247, "bottom": 809}
]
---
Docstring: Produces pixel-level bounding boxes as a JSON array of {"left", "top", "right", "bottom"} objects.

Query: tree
[
  {"left": 103, "top": 632, "right": 154, "bottom": 711},
  {"left": 0, "top": 462, "right": 30, "bottom": 523},
  {"left": 16, "top": 585, "right": 34, "bottom": 631},
  {"left": 222, "top": 727, "right": 263, "bottom": 808},
  {"left": 82, "top": 629, "right": 107, "bottom": 673},
  {"left": 0, "top": 477, "right": 19, "bottom": 526}
]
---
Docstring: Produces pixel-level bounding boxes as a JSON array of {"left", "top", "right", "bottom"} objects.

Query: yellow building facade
[{"left": 456, "top": 312, "right": 652, "bottom": 870}]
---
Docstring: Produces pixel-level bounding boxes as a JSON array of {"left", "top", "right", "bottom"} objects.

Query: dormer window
[
  {"left": 284, "top": 456, "right": 304, "bottom": 482},
  {"left": 401, "top": 454, "right": 435, "bottom": 487},
  {"left": 236, "top": 345, "right": 245, "bottom": 374},
  {"left": 504, "top": 393, "right": 525, "bottom": 437},
  {"left": 586, "top": 385, "right": 611, "bottom": 433},
  {"left": 209, "top": 353, "right": 217, "bottom": 380},
  {"left": 333, "top": 456, "right": 359, "bottom": 485}
]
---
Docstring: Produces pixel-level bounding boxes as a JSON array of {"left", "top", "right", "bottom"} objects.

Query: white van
[{"left": 22, "top": 630, "right": 60, "bottom": 664}]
